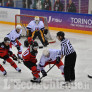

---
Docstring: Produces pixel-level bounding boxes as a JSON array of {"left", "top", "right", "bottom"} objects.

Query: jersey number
[{"left": 23, "top": 50, "right": 29, "bottom": 56}]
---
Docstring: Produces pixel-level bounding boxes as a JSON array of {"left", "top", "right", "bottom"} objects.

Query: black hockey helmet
[
  {"left": 32, "top": 41, "right": 39, "bottom": 49},
  {"left": 24, "top": 39, "right": 29, "bottom": 47},
  {"left": 4, "top": 37, "right": 10, "bottom": 43},
  {"left": 57, "top": 31, "right": 65, "bottom": 38}
]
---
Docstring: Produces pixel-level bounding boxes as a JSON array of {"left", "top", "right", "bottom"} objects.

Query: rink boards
[{"left": 0, "top": 7, "right": 92, "bottom": 35}]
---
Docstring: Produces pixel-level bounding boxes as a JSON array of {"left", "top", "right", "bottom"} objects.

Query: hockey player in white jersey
[
  {"left": 26, "top": 16, "right": 49, "bottom": 47},
  {"left": 6, "top": 25, "right": 23, "bottom": 61},
  {"left": 37, "top": 49, "right": 64, "bottom": 78}
]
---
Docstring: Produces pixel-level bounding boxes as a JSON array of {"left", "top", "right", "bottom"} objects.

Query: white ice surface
[{"left": 0, "top": 24, "right": 92, "bottom": 92}]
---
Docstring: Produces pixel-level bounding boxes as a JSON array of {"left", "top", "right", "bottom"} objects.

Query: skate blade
[
  {"left": 88, "top": 75, "right": 92, "bottom": 78},
  {"left": 30, "top": 80, "right": 41, "bottom": 83}
]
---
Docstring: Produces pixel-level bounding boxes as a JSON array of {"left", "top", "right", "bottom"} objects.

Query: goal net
[{"left": 15, "top": 14, "right": 55, "bottom": 43}]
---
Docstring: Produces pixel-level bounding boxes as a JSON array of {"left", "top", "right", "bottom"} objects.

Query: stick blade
[
  {"left": 88, "top": 75, "right": 92, "bottom": 78},
  {"left": 39, "top": 46, "right": 43, "bottom": 49}
]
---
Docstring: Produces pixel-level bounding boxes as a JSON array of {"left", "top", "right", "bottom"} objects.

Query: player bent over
[
  {"left": 0, "top": 37, "right": 21, "bottom": 76},
  {"left": 37, "top": 49, "right": 64, "bottom": 78},
  {"left": 26, "top": 16, "right": 49, "bottom": 47},
  {"left": 6, "top": 25, "right": 23, "bottom": 60},
  {"left": 22, "top": 41, "right": 41, "bottom": 83}
]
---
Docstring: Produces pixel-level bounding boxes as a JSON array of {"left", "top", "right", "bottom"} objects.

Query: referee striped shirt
[{"left": 61, "top": 38, "right": 75, "bottom": 56}]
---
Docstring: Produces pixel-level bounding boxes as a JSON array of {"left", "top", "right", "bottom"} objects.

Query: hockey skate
[
  {"left": 16, "top": 67, "right": 21, "bottom": 73},
  {"left": 62, "top": 81, "right": 71, "bottom": 86},
  {"left": 3, "top": 70, "right": 7, "bottom": 76},
  {"left": 3, "top": 60, "right": 6, "bottom": 64},
  {"left": 31, "top": 78, "right": 41, "bottom": 83}
]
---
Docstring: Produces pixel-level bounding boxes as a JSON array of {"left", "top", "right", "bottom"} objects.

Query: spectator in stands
[
  {"left": 41, "top": 0, "right": 45, "bottom": 10},
  {"left": 43, "top": 0, "right": 51, "bottom": 10},
  {"left": 23, "top": 0, "right": 32, "bottom": 9},
  {"left": 23, "top": 0, "right": 26, "bottom": 8},
  {"left": 67, "top": 0, "right": 76, "bottom": 13},
  {"left": 36, "top": 0, "right": 42, "bottom": 10},
  {"left": 54, "top": 0, "right": 64, "bottom": 11},
  {"left": 0, "top": 0, "right": 2, "bottom": 6},
  {"left": 32, "top": 0, "right": 38, "bottom": 9},
  {"left": 6, "top": 0, "right": 14, "bottom": 7},
  {"left": 28, "top": 0, "right": 32, "bottom": 9}
]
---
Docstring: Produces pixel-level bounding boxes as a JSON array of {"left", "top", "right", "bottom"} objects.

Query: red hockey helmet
[{"left": 27, "top": 37, "right": 33, "bottom": 45}]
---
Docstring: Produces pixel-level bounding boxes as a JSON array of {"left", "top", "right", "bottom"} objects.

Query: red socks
[
  {"left": 0, "top": 64, "right": 5, "bottom": 72},
  {"left": 6, "top": 58, "right": 17, "bottom": 69}
]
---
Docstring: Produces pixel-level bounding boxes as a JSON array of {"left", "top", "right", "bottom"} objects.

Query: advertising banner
[
  {"left": 21, "top": 9, "right": 92, "bottom": 32},
  {"left": 0, "top": 8, "right": 20, "bottom": 22}
]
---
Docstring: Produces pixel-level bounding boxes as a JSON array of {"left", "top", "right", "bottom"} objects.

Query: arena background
[{"left": 0, "top": 0, "right": 92, "bottom": 35}]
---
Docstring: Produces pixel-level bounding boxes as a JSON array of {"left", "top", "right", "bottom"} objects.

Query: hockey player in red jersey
[
  {"left": 0, "top": 37, "right": 21, "bottom": 76},
  {"left": 22, "top": 39, "right": 41, "bottom": 83}
]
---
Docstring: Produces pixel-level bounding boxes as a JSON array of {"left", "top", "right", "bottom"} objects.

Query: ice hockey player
[
  {"left": 22, "top": 40, "right": 41, "bottom": 83},
  {"left": 24, "top": 37, "right": 33, "bottom": 47},
  {"left": 37, "top": 49, "right": 64, "bottom": 78},
  {"left": 6, "top": 25, "right": 23, "bottom": 60},
  {"left": 0, "top": 37, "right": 21, "bottom": 76},
  {"left": 26, "top": 16, "right": 49, "bottom": 47}
]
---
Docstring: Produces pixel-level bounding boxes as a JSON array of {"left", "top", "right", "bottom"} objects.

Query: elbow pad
[{"left": 27, "top": 27, "right": 31, "bottom": 31}]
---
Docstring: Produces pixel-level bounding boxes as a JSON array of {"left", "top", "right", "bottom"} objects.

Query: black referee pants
[{"left": 64, "top": 52, "right": 77, "bottom": 82}]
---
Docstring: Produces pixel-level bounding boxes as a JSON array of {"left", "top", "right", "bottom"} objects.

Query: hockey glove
[
  {"left": 24, "top": 39, "right": 29, "bottom": 47},
  {"left": 41, "top": 70, "right": 47, "bottom": 77},
  {"left": 8, "top": 51, "right": 13, "bottom": 56},
  {"left": 56, "top": 57, "right": 60, "bottom": 64},
  {"left": 44, "top": 29, "right": 48, "bottom": 34},
  {"left": 16, "top": 45, "right": 20, "bottom": 50},
  {"left": 3, "top": 55, "right": 9, "bottom": 60},
  {"left": 17, "top": 36, "right": 21, "bottom": 40}
]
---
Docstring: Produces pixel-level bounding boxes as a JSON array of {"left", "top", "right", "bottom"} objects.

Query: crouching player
[
  {"left": 0, "top": 37, "right": 21, "bottom": 76},
  {"left": 22, "top": 40, "right": 41, "bottom": 83},
  {"left": 26, "top": 16, "right": 49, "bottom": 47},
  {"left": 37, "top": 49, "right": 64, "bottom": 78},
  {"left": 6, "top": 25, "right": 23, "bottom": 60}
]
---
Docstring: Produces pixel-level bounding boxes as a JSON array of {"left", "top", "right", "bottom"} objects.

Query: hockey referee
[{"left": 57, "top": 31, "right": 77, "bottom": 86}]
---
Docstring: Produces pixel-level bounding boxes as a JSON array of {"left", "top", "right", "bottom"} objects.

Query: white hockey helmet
[
  {"left": 34, "top": 16, "right": 40, "bottom": 24},
  {"left": 43, "top": 49, "right": 50, "bottom": 57},
  {"left": 35, "top": 16, "right": 40, "bottom": 21},
  {"left": 16, "top": 25, "right": 22, "bottom": 30}
]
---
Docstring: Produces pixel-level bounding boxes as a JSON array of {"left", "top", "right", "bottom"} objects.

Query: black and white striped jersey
[{"left": 61, "top": 38, "right": 75, "bottom": 56}]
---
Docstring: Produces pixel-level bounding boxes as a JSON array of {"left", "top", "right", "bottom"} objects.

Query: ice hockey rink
[{"left": 0, "top": 24, "right": 92, "bottom": 92}]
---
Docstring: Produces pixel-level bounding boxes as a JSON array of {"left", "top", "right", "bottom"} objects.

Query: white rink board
[
  {"left": 0, "top": 8, "right": 20, "bottom": 22},
  {"left": 0, "top": 24, "right": 92, "bottom": 92}
]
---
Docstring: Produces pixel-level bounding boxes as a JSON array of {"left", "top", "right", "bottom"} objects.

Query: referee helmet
[{"left": 57, "top": 31, "right": 65, "bottom": 38}]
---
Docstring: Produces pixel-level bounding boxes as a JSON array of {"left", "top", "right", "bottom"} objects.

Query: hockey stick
[
  {"left": 16, "top": 38, "right": 23, "bottom": 64},
  {"left": 20, "top": 21, "right": 27, "bottom": 37},
  {"left": 37, "top": 45, "right": 44, "bottom": 49},
  {"left": 88, "top": 74, "right": 92, "bottom": 78},
  {"left": 40, "top": 64, "right": 56, "bottom": 79}
]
